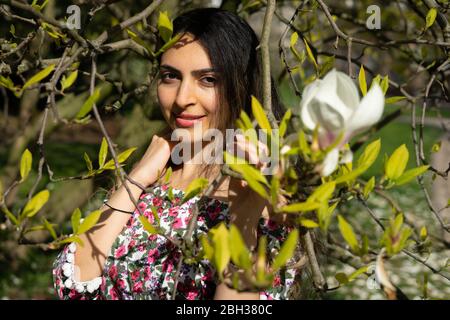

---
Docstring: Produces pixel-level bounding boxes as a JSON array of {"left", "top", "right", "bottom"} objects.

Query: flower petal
[
  {"left": 299, "top": 80, "right": 322, "bottom": 129},
  {"left": 347, "top": 83, "right": 385, "bottom": 135},
  {"left": 321, "top": 148, "right": 339, "bottom": 176}
]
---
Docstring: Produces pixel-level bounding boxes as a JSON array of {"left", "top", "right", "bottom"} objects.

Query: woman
[{"left": 52, "top": 7, "right": 298, "bottom": 300}]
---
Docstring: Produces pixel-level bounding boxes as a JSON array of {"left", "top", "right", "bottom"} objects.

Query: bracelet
[{"left": 104, "top": 202, "right": 134, "bottom": 215}]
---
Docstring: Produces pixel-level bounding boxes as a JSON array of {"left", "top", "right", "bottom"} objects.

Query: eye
[
  {"left": 160, "top": 72, "right": 179, "bottom": 82},
  {"left": 200, "top": 76, "right": 216, "bottom": 86}
]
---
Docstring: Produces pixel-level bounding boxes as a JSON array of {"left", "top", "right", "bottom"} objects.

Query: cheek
[{"left": 157, "top": 86, "right": 174, "bottom": 116}]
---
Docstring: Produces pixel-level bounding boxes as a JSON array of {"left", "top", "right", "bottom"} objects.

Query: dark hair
[{"left": 158, "top": 8, "right": 284, "bottom": 131}]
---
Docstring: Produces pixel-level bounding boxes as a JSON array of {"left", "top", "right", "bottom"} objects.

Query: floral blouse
[{"left": 52, "top": 184, "right": 298, "bottom": 300}]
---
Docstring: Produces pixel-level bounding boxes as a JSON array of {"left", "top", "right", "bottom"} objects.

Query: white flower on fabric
[
  {"left": 62, "top": 263, "right": 72, "bottom": 277},
  {"left": 86, "top": 281, "right": 100, "bottom": 293},
  {"left": 298, "top": 69, "right": 385, "bottom": 176},
  {"left": 68, "top": 242, "right": 77, "bottom": 253},
  {"left": 66, "top": 253, "right": 74, "bottom": 263},
  {"left": 64, "top": 279, "right": 73, "bottom": 289},
  {"left": 75, "top": 283, "right": 85, "bottom": 293}
]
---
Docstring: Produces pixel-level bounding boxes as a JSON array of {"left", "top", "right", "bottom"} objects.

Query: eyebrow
[{"left": 160, "top": 64, "right": 217, "bottom": 77}]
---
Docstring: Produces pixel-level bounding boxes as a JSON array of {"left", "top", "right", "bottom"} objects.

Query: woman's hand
[{"left": 129, "top": 134, "right": 174, "bottom": 188}]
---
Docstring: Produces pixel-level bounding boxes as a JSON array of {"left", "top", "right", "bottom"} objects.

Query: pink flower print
[
  {"left": 131, "top": 269, "right": 140, "bottom": 281},
  {"left": 144, "top": 266, "right": 152, "bottom": 280},
  {"left": 152, "top": 197, "right": 163, "bottom": 207},
  {"left": 168, "top": 207, "right": 179, "bottom": 217},
  {"left": 132, "top": 281, "right": 143, "bottom": 293},
  {"left": 162, "top": 184, "right": 168, "bottom": 191},
  {"left": 116, "top": 278, "right": 126, "bottom": 290},
  {"left": 172, "top": 217, "right": 185, "bottom": 229},
  {"left": 114, "top": 245, "right": 127, "bottom": 258},
  {"left": 108, "top": 265, "right": 118, "bottom": 279},
  {"left": 128, "top": 239, "right": 136, "bottom": 250},
  {"left": 273, "top": 274, "right": 281, "bottom": 286},
  {"left": 138, "top": 201, "right": 147, "bottom": 212},
  {"left": 109, "top": 287, "right": 119, "bottom": 300},
  {"left": 187, "top": 291, "right": 198, "bottom": 300},
  {"left": 147, "top": 248, "right": 159, "bottom": 264}
]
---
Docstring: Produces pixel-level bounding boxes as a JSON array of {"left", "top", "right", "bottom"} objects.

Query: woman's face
[{"left": 157, "top": 33, "right": 219, "bottom": 141}]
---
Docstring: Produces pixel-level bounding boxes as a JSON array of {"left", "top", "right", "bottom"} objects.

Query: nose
[{"left": 175, "top": 78, "right": 196, "bottom": 109}]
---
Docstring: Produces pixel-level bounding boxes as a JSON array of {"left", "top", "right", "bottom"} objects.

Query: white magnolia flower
[{"left": 299, "top": 68, "right": 385, "bottom": 176}]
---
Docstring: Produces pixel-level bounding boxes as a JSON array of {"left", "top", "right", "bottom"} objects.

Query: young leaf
[
  {"left": 43, "top": 218, "right": 57, "bottom": 240},
  {"left": 22, "top": 64, "right": 55, "bottom": 90},
  {"left": 83, "top": 152, "right": 93, "bottom": 172},
  {"left": 299, "top": 219, "right": 319, "bottom": 228},
  {"left": 76, "top": 88, "right": 101, "bottom": 119},
  {"left": 98, "top": 137, "right": 108, "bottom": 169},
  {"left": 61, "top": 70, "right": 78, "bottom": 91},
  {"left": 182, "top": 178, "right": 209, "bottom": 203},
  {"left": 200, "top": 234, "right": 214, "bottom": 261},
  {"left": 385, "top": 96, "right": 406, "bottom": 104},
  {"left": 385, "top": 144, "right": 409, "bottom": 180},
  {"left": 303, "top": 38, "right": 318, "bottom": 73},
  {"left": 309, "top": 181, "right": 336, "bottom": 203},
  {"left": 359, "top": 65, "right": 367, "bottom": 96},
  {"left": 425, "top": 8, "right": 437, "bottom": 30},
  {"left": 363, "top": 177, "right": 375, "bottom": 199},
  {"left": 338, "top": 215, "right": 359, "bottom": 253},
  {"left": 71, "top": 208, "right": 81, "bottom": 234},
  {"left": 210, "top": 223, "right": 230, "bottom": 278},
  {"left": 420, "top": 226, "right": 427, "bottom": 241},
  {"left": 279, "top": 109, "right": 292, "bottom": 138},
  {"left": 380, "top": 75, "right": 389, "bottom": 95},
  {"left": 229, "top": 224, "right": 252, "bottom": 270},
  {"left": 138, "top": 215, "right": 159, "bottom": 235},
  {"left": 394, "top": 165, "right": 429, "bottom": 186},
  {"left": 20, "top": 148, "right": 32, "bottom": 182},
  {"left": 251, "top": 96, "right": 272, "bottom": 134},
  {"left": 280, "top": 201, "right": 320, "bottom": 213},
  {"left": 22, "top": 189, "right": 50, "bottom": 218},
  {"left": 158, "top": 11, "right": 173, "bottom": 43},
  {"left": 272, "top": 229, "right": 298, "bottom": 270},
  {"left": 77, "top": 210, "right": 102, "bottom": 235}
]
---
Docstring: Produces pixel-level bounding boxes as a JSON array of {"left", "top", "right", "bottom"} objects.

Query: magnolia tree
[{"left": 0, "top": 0, "right": 449, "bottom": 299}]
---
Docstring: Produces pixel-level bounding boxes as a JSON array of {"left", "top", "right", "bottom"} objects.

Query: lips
[{"left": 174, "top": 113, "right": 206, "bottom": 128}]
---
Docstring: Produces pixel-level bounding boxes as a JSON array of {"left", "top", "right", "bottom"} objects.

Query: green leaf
[
  {"left": 363, "top": 177, "right": 375, "bottom": 199},
  {"left": 0, "top": 75, "right": 16, "bottom": 91},
  {"left": 303, "top": 38, "right": 318, "bottom": 73},
  {"left": 43, "top": 218, "right": 57, "bottom": 240},
  {"left": 357, "top": 139, "right": 381, "bottom": 169},
  {"left": 385, "top": 144, "right": 409, "bottom": 180},
  {"left": 431, "top": 141, "right": 441, "bottom": 153},
  {"left": 138, "top": 215, "right": 159, "bottom": 235},
  {"left": 182, "top": 178, "right": 209, "bottom": 203},
  {"left": 158, "top": 11, "right": 173, "bottom": 43},
  {"left": 251, "top": 96, "right": 272, "bottom": 134},
  {"left": 76, "top": 88, "right": 101, "bottom": 119},
  {"left": 58, "top": 235, "right": 84, "bottom": 247},
  {"left": 290, "top": 32, "right": 299, "bottom": 47},
  {"left": 83, "top": 152, "right": 93, "bottom": 172},
  {"left": 299, "top": 219, "right": 319, "bottom": 228},
  {"left": 210, "top": 223, "right": 230, "bottom": 278},
  {"left": 154, "top": 33, "right": 182, "bottom": 57},
  {"left": 164, "top": 167, "right": 173, "bottom": 183},
  {"left": 22, "top": 190, "right": 50, "bottom": 218},
  {"left": 61, "top": 70, "right": 78, "bottom": 91},
  {"left": 337, "top": 215, "right": 359, "bottom": 253},
  {"left": 98, "top": 137, "right": 108, "bottom": 169},
  {"left": 420, "top": 226, "right": 427, "bottom": 241},
  {"left": 22, "top": 64, "right": 55, "bottom": 90},
  {"left": 309, "top": 181, "right": 336, "bottom": 203},
  {"left": 279, "top": 109, "right": 292, "bottom": 138},
  {"left": 359, "top": 65, "right": 367, "bottom": 96},
  {"left": 10, "top": 24, "right": 15, "bottom": 36},
  {"left": 224, "top": 151, "right": 269, "bottom": 187},
  {"left": 71, "top": 208, "right": 81, "bottom": 234},
  {"left": 280, "top": 201, "right": 320, "bottom": 213},
  {"left": 380, "top": 75, "right": 389, "bottom": 95},
  {"left": 102, "top": 147, "right": 138, "bottom": 170},
  {"left": 77, "top": 210, "right": 102, "bottom": 235},
  {"left": 200, "top": 235, "right": 214, "bottom": 261},
  {"left": 270, "top": 176, "right": 280, "bottom": 208},
  {"left": 335, "top": 272, "right": 349, "bottom": 285},
  {"left": 394, "top": 165, "right": 429, "bottom": 186},
  {"left": 348, "top": 266, "right": 369, "bottom": 281},
  {"left": 20, "top": 148, "right": 32, "bottom": 182},
  {"left": 272, "top": 229, "right": 298, "bottom": 270},
  {"left": 229, "top": 224, "right": 252, "bottom": 270},
  {"left": 425, "top": 8, "right": 437, "bottom": 30},
  {"left": 385, "top": 96, "right": 406, "bottom": 104}
]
